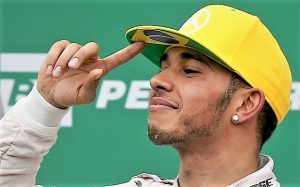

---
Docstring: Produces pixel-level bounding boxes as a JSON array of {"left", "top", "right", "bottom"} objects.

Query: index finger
[{"left": 100, "top": 42, "right": 145, "bottom": 73}]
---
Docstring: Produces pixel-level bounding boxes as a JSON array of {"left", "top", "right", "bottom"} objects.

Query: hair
[{"left": 226, "top": 73, "right": 277, "bottom": 150}]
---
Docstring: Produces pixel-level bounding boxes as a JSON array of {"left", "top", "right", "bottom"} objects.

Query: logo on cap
[{"left": 180, "top": 8, "right": 210, "bottom": 34}]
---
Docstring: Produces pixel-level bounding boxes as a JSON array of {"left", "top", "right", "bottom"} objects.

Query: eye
[{"left": 183, "top": 68, "right": 200, "bottom": 75}]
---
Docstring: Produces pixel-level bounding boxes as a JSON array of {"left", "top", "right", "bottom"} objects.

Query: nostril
[
  {"left": 156, "top": 85, "right": 166, "bottom": 90},
  {"left": 150, "top": 80, "right": 167, "bottom": 91}
]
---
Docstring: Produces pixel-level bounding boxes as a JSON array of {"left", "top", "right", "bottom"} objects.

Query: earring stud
[{"left": 232, "top": 114, "right": 240, "bottom": 123}]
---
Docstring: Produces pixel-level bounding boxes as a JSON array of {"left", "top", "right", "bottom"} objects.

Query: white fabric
[
  {"left": 0, "top": 86, "right": 280, "bottom": 187},
  {"left": 109, "top": 155, "right": 279, "bottom": 187}
]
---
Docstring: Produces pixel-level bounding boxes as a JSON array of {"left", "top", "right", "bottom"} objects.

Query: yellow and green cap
[{"left": 126, "top": 4, "right": 292, "bottom": 124}]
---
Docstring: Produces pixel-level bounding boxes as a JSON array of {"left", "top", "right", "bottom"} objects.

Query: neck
[{"left": 174, "top": 133, "right": 259, "bottom": 187}]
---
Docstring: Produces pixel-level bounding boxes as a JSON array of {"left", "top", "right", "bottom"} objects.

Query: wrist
[
  {"left": 36, "top": 83, "right": 68, "bottom": 109},
  {"left": 6, "top": 84, "right": 70, "bottom": 136}
]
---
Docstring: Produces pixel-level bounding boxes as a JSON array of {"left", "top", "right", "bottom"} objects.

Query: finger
[
  {"left": 42, "top": 40, "right": 70, "bottom": 76},
  {"left": 52, "top": 43, "right": 81, "bottom": 78},
  {"left": 77, "top": 69, "right": 103, "bottom": 104},
  {"left": 68, "top": 42, "right": 99, "bottom": 69},
  {"left": 100, "top": 42, "right": 144, "bottom": 73}
]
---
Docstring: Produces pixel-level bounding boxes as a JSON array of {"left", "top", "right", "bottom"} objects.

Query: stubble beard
[
  {"left": 148, "top": 107, "right": 223, "bottom": 145},
  {"left": 148, "top": 91, "right": 231, "bottom": 145}
]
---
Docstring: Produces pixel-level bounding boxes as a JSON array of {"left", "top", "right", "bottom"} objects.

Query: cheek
[
  {"left": 180, "top": 102, "right": 218, "bottom": 128},
  {"left": 178, "top": 81, "right": 226, "bottom": 119},
  {"left": 179, "top": 77, "right": 228, "bottom": 105},
  {"left": 180, "top": 83, "right": 212, "bottom": 109}
]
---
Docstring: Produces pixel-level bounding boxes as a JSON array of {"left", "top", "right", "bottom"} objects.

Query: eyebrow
[
  {"left": 159, "top": 52, "right": 213, "bottom": 68},
  {"left": 180, "top": 52, "right": 211, "bottom": 67}
]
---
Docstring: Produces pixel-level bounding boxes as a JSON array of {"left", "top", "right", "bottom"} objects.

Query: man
[{"left": 0, "top": 4, "right": 291, "bottom": 187}]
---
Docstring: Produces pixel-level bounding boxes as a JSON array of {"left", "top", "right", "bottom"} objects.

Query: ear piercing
[{"left": 232, "top": 114, "right": 240, "bottom": 123}]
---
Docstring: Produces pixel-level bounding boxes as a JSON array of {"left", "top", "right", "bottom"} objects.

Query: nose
[{"left": 150, "top": 69, "right": 173, "bottom": 92}]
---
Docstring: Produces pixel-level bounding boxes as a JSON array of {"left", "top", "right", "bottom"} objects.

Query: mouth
[{"left": 149, "top": 97, "right": 179, "bottom": 110}]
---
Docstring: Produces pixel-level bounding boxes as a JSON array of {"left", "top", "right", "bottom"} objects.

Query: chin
[{"left": 147, "top": 122, "right": 187, "bottom": 145}]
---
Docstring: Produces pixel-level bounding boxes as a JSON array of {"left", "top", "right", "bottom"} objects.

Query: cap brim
[{"left": 125, "top": 25, "right": 229, "bottom": 69}]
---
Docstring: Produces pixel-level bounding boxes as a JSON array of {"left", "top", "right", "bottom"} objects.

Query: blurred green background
[{"left": 1, "top": 0, "right": 299, "bottom": 186}]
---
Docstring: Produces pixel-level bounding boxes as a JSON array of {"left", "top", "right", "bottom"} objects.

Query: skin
[
  {"left": 148, "top": 47, "right": 233, "bottom": 145},
  {"left": 38, "top": 41, "right": 265, "bottom": 187},
  {"left": 148, "top": 47, "right": 265, "bottom": 186},
  {"left": 37, "top": 40, "right": 145, "bottom": 108}
]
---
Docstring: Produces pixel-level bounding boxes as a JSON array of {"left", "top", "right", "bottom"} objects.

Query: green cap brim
[{"left": 125, "top": 25, "right": 230, "bottom": 70}]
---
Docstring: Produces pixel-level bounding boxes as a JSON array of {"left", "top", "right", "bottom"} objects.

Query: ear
[{"left": 233, "top": 88, "right": 265, "bottom": 124}]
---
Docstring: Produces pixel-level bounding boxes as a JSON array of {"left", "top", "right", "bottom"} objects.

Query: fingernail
[
  {"left": 46, "top": 65, "right": 53, "bottom": 75},
  {"left": 95, "top": 69, "right": 103, "bottom": 80},
  {"left": 68, "top": 58, "right": 79, "bottom": 68},
  {"left": 52, "top": 66, "right": 62, "bottom": 77}
]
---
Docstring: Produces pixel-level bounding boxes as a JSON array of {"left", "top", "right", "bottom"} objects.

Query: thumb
[{"left": 77, "top": 69, "right": 103, "bottom": 104}]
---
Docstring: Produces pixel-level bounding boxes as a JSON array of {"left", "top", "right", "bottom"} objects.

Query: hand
[{"left": 37, "top": 40, "right": 144, "bottom": 108}]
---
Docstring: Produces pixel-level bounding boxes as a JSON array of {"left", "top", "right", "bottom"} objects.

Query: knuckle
[
  {"left": 87, "top": 41, "right": 99, "bottom": 49},
  {"left": 45, "top": 52, "right": 57, "bottom": 64},
  {"left": 86, "top": 42, "right": 100, "bottom": 54},
  {"left": 113, "top": 53, "right": 121, "bottom": 64},
  {"left": 58, "top": 39, "right": 71, "bottom": 45},
  {"left": 69, "top": 42, "right": 81, "bottom": 49},
  {"left": 56, "top": 39, "right": 70, "bottom": 46},
  {"left": 76, "top": 49, "right": 86, "bottom": 59},
  {"left": 74, "top": 42, "right": 99, "bottom": 60},
  {"left": 52, "top": 40, "right": 70, "bottom": 50}
]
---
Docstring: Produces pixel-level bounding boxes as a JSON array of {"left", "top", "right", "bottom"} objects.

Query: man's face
[{"left": 148, "top": 47, "right": 233, "bottom": 145}]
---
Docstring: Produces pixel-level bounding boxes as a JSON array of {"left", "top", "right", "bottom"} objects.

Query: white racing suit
[{"left": 0, "top": 86, "right": 280, "bottom": 187}]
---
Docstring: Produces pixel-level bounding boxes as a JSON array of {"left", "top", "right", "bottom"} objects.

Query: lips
[{"left": 149, "top": 97, "right": 179, "bottom": 110}]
